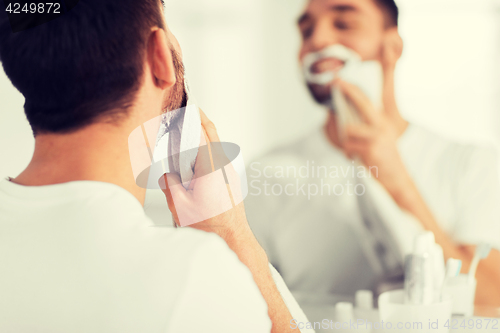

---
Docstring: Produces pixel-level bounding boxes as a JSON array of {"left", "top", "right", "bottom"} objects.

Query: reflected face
[{"left": 298, "top": 0, "right": 386, "bottom": 104}]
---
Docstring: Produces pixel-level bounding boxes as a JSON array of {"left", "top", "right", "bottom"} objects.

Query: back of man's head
[{"left": 0, "top": 0, "right": 165, "bottom": 135}]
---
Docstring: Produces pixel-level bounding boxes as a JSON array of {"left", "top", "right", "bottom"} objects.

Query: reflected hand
[{"left": 338, "top": 79, "right": 412, "bottom": 195}]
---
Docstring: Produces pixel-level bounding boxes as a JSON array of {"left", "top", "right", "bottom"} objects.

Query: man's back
[{"left": 0, "top": 180, "right": 271, "bottom": 333}]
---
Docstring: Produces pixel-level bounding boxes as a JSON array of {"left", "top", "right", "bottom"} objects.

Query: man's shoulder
[
  {"left": 402, "top": 123, "right": 498, "bottom": 175},
  {"left": 407, "top": 123, "right": 491, "bottom": 151},
  {"left": 0, "top": 180, "right": 229, "bottom": 260},
  {"left": 149, "top": 227, "right": 230, "bottom": 255}
]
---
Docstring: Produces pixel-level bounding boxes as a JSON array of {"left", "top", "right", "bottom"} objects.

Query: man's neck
[{"left": 13, "top": 123, "right": 147, "bottom": 205}]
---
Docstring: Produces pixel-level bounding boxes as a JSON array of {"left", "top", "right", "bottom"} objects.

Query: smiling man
[{"left": 246, "top": 0, "right": 500, "bottom": 318}]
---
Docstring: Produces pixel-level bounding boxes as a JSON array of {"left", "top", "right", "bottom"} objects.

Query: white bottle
[
  {"left": 354, "top": 290, "right": 379, "bottom": 325},
  {"left": 336, "top": 301, "right": 371, "bottom": 333},
  {"left": 432, "top": 243, "right": 445, "bottom": 301},
  {"left": 404, "top": 233, "right": 435, "bottom": 305}
]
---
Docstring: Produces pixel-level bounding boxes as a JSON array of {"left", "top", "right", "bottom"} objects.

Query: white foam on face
[
  {"left": 302, "top": 44, "right": 361, "bottom": 85},
  {"left": 302, "top": 44, "right": 383, "bottom": 110}
]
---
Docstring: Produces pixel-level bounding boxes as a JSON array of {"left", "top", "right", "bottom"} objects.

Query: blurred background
[{"left": 1, "top": 0, "right": 500, "bottom": 223}]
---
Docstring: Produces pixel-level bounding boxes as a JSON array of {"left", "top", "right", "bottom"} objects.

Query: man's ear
[
  {"left": 381, "top": 28, "right": 403, "bottom": 115},
  {"left": 383, "top": 28, "right": 403, "bottom": 63},
  {"left": 380, "top": 27, "right": 403, "bottom": 77},
  {"left": 148, "top": 28, "right": 176, "bottom": 90}
]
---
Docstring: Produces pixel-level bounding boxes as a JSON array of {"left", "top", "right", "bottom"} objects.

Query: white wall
[
  {"left": 396, "top": 0, "right": 500, "bottom": 145},
  {"left": 0, "top": 69, "right": 34, "bottom": 179}
]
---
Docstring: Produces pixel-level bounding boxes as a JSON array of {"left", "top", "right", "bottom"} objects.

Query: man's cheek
[{"left": 349, "top": 37, "right": 383, "bottom": 62}]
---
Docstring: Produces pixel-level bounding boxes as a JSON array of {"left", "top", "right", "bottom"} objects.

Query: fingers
[
  {"left": 381, "top": 30, "right": 402, "bottom": 73},
  {"left": 343, "top": 140, "right": 367, "bottom": 160},
  {"left": 343, "top": 124, "right": 372, "bottom": 160},
  {"left": 336, "top": 80, "right": 378, "bottom": 125},
  {"left": 199, "top": 108, "right": 220, "bottom": 143},
  {"left": 196, "top": 108, "right": 230, "bottom": 177},
  {"left": 158, "top": 173, "right": 185, "bottom": 225},
  {"left": 381, "top": 33, "right": 401, "bottom": 116},
  {"left": 345, "top": 124, "right": 374, "bottom": 141}
]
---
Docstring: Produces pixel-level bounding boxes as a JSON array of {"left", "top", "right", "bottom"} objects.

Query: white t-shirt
[
  {"left": 245, "top": 123, "right": 500, "bottom": 318},
  {"left": 0, "top": 180, "right": 271, "bottom": 333}
]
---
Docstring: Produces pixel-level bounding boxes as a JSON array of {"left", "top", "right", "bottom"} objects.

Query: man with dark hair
[
  {"left": 0, "top": 1, "right": 312, "bottom": 332},
  {"left": 246, "top": 0, "right": 500, "bottom": 320}
]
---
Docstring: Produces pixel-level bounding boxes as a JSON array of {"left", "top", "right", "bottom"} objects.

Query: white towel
[{"left": 154, "top": 104, "right": 202, "bottom": 189}]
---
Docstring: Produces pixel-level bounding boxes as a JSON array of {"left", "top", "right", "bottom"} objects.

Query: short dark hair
[
  {"left": 0, "top": 0, "right": 165, "bottom": 134},
  {"left": 374, "top": 0, "right": 399, "bottom": 28}
]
